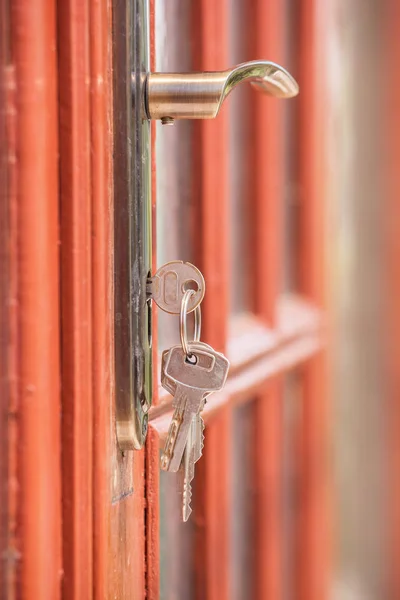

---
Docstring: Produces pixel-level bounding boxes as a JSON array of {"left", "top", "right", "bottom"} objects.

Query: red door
[{"left": 1, "top": 1, "right": 329, "bottom": 598}]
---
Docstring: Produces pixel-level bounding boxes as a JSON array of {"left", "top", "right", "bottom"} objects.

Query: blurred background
[{"left": 156, "top": 0, "right": 398, "bottom": 598}]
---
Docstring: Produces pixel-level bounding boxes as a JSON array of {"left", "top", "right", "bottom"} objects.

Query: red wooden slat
[
  {"left": 297, "top": 3, "right": 325, "bottom": 305},
  {"left": 253, "top": 381, "right": 283, "bottom": 597},
  {"left": 0, "top": 8, "right": 8, "bottom": 591},
  {"left": 191, "top": 1, "right": 231, "bottom": 598},
  {"left": 130, "top": 456, "right": 146, "bottom": 598},
  {"left": 247, "top": 1, "right": 285, "bottom": 596},
  {"left": 1, "top": 29, "right": 18, "bottom": 598},
  {"left": 57, "top": 0, "right": 93, "bottom": 595},
  {"left": 10, "top": 0, "right": 62, "bottom": 596},
  {"left": 296, "top": 355, "right": 330, "bottom": 599},
  {"left": 296, "top": 1, "right": 331, "bottom": 598},
  {"left": 249, "top": 2, "right": 284, "bottom": 325},
  {"left": 90, "top": 0, "right": 112, "bottom": 596}
]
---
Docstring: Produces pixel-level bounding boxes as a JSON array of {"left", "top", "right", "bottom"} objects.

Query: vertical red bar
[
  {"left": 0, "top": 6, "right": 8, "bottom": 592},
  {"left": 1, "top": 15, "right": 18, "bottom": 597},
  {"left": 90, "top": 0, "right": 112, "bottom": 597},
  {"left": 192, "top": 1, "right": 231, "bottom": 599},
  {"left": 248, "top": 1, "right": 285, "bottom": 598},
  {"left": 10, "top": 0, "right": 62, "bottom": 597},
  {"left": 296, "top": 1, "right": 330, "bottom": 598},
  {"left": 57, "top": 0, "right": 93, "bottom": 596},
  {"left": 297, "top": 0, "right": 325, "bottom": 303},
  {"left": 250, "top": 0, "right": 284, "bottom": 325}
]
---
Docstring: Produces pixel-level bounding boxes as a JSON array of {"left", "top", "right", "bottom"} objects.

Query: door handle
[{"left": 144, "top": 60, "right": 299, "bottom": 124}]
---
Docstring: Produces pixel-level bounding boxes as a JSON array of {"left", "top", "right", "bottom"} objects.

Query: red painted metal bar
[
  {"left": 10, "top": 0, "right": 62, "bottom": 596},
  {"left": 0, "top": 13, "right": 8, "bottom": 594},
  {"left": 249, "top": 0, "right": 284, "bottom": 325},
  {"left": 191, "top": 1, "right": 231, "bottom": 598},
  {"left": 57, "top": 0, "right": 93, "bottom": 596},
  {"left": 0, "top": 13, "right": 17, "bottom": 597},
  {"left": 90, "top": 0, "right": 113, "bottom": 597},
  {"left": 296, "top": 1, "right": 331, "bottom": 598},
  {"left": 248, "top": 1, "right": 285, "bottom": 597}
]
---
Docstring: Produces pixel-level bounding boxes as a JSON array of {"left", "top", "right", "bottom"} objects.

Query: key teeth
[
  {"left": 183, "top": 482, "right": 192, "bottom": 504},
  {"left": 198, "top": 418, "right": 205, "bottom": 455},
  {"left": 160, "top": 453, "right": 169, "bottom": 470},
  {"left": 183, "top": 482, "right": 192, "bottom": 521}
]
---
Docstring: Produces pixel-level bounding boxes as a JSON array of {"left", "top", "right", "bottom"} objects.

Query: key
[
  {"left": 160, "top": 342, "right": 229, "bottom": 472},
  {"left": 147, "top": 260, "right": 205, "bottom": 314},
  {"left": 162, "top": 342, "right": 223, "bottom": 520},
  {"left": 161, "top": 342, "right": 209, "bottom": 467},
  {"left": 160, "top": 341, "right": 222, "bottom": 471}
]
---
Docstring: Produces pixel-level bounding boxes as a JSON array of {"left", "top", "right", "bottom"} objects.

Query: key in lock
[{"left": 147, "top": 260, "right": 205, "bottom": 314}]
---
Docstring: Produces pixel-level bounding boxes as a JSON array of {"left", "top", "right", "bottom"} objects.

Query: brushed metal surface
[
  {"left": 114, "top": 0, "right": 152, "bottom": 450},
  {"left": 146, "top": 60, "right": 299, "bottom": 120}
]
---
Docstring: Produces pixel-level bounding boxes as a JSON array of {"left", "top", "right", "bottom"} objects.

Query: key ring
[{"left": 180, "top": 289, "right": 201, "bottom": 358}]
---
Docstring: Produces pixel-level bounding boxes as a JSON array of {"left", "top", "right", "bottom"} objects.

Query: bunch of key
[{"left": 148, "top": 261, "right": 230, "bottom": 522}]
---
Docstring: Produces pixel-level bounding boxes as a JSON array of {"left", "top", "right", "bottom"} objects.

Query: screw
[{"left": 161, "top": 116, "right": 174, "bottom": 126}]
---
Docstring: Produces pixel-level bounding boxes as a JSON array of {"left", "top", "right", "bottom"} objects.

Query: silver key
[
  {"left": 160, "top": 342, "right": 229, "bottom": 472},
  {"left": 161, "top": 342, "right": 211, "bottom": 468},
  {"left": 147, "top": 260, "right": 205, "bottom": 314},
  {"left": 162, "top": 342, "right": 225, "bottom": 520}
]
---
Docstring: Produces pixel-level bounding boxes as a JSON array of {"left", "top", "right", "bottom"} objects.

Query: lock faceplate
[{"left": 113, "top": 0, "right": 151, "bottom": 450}]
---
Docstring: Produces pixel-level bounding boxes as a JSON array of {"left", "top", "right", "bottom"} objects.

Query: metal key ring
[{"left": 180, "top": 289, "right": 201, "bottom": 358}]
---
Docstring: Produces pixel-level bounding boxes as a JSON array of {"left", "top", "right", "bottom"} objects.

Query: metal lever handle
[{"left": 145, "top": 60, "right": 299, "bottom": 123}]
